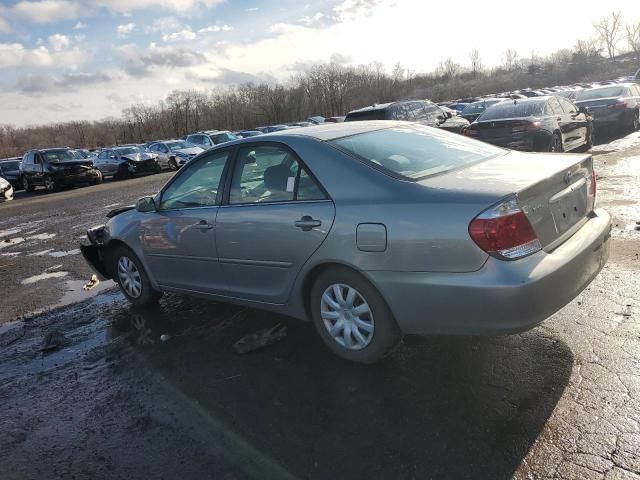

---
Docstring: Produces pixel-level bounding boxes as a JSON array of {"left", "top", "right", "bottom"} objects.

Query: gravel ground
[{"left": 0, "top": 136, "right": 639, "bottom": 480}]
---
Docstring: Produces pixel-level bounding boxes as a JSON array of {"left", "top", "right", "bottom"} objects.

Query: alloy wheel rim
[
  {"left": 117, "top": 256, "right": 142, "bottom": 298},
  {"left": 320, "top": 283, "right": 374, "bottom": 351},
  {"left": 45, "top": 177, "right": 54, "bottom": 191}
]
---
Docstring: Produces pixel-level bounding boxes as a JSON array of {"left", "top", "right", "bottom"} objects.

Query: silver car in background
[
  {"left": 81, "top": 121, "right": 610, "bottom": 363},
  {"left": 147, "top": 140, "right": 204, "bottom": 170}
]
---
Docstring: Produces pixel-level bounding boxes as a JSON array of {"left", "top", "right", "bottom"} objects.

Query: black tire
[
  {"left": 168, "top": 158, "right": 178, "bottom": 171},
  {"left": 89, "top": 171, "right": 103, "bottom": 186},
  {"left": 43, "top": 175, "right": 58, "bottom": 192},
  {"left": 22, "top": 176, "right": 35, "bottom": 192},
  {"left": 110, "top": 245, "right": 163, "bottom": 306},
  {"left": 310, "top": 267, "right": 402, "bottom": 364},
  {"left": 632, "top": 110, "right": 640, "bottom": 132},
  {"left": 576, "top": 126, "right": 594, "bottom": 153},
  {"left": 153, "top": 163, "right": 162, "bottom": 174},
  {"left": 549, "top": 133, "right": 563, "bottom": 153},
  {"left": 115, "top": 165, "right": 131, "bottom": 181}
]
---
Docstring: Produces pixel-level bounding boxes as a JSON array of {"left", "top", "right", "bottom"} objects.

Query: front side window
[
  {"left": 159, "top": 151, "right": 229, "bottom": 210},
  {"left": 330, "top": 124, "right": 504, "bottom": 180},
  {"left": 229, "top": 145, "right": 325, "bottom": 204},
  {"left": 576, "top": 87, "right": 625, "bottom": 101}
]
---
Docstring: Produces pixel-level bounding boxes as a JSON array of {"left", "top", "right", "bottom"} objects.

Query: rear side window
[
  {"left": 330, "top": 124, "right": 504, "bottom": 180},
  {"left": 478, "top": 101, "right": 545, "bottom": 120}
]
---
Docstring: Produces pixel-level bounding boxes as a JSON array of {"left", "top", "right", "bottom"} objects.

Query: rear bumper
[
  {"left": 590, "top": 108, "right": 631, "bottom": 127},
  {"left": 367, "top": 208, "right": 611, "bottom": 335}
]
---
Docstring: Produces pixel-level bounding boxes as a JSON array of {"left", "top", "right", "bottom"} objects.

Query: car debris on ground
[{"left": 233, "top": 324, "right": 287, "bottom": 354}]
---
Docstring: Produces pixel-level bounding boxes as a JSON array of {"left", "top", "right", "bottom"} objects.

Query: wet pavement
[{"left": 1, "top": 135, "right": 640, "bottom": 479}]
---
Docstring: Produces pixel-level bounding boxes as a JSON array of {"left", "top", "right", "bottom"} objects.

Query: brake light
[
  {"left": 468, "top": 197, "right": 541, "bottom": 260},
  {"left": 511, "top": 121, "right": 541, "bottom": 133},
  {"left": 463, "top": 128, "right": 477, "bottom": 137}
]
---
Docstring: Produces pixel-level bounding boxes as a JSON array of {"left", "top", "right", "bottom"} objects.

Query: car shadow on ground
[{"left": 110, "top": 293, "right": 574, "bottom": 480}]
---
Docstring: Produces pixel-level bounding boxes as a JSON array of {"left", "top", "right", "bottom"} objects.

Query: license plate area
[{"left": 550, "top": 178, "right": 588, "bottom": 235}]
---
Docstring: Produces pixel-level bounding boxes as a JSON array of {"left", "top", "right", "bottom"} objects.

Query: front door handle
[
  {"left": 195, "top": 220, "right": 214, "bottom": 231},
  {"left": 295, "top": 216, "right": 321, "bottom": 231}
]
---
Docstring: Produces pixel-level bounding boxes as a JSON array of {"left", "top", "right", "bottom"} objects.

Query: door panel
[
  {"left": 140, "top": 207, "right": 221, "bottom": 292},
  {"left": 215, "top": 201, "right": 335, "bottom": 303}
]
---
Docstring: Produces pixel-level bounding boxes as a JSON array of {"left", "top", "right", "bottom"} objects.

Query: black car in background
[
  {"left": 185, "top": 130, "right": 238, "bottom": 149},
  {"left": 574, "top": 84, "right": 640, "bottom": 133},
  {"left": 20, "top": 148, "right": 102, "bottom": 192},
  {"left": 0, "top": 158, "right": 23, "bottom": 190},
  {"left": 93, "top": 146, "right": 161, "bottom": 179},
  {"left": 345, "top": 100, "right": 470, "bottom": 133},
  {"left": 463, "top": 96, "right": 593, "bottom": 152},
  {"left": 460, "top": 99, "right": 505, "bottom": 123}
]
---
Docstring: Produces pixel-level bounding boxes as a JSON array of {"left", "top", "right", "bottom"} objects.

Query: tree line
[{"left": 1, "top": 11, "right": 639, "bottom": 158}]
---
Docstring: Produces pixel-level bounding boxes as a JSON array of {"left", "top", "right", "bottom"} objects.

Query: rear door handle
[
  {"left": 295, "top": 216, "right": 321, "bottom": 231},
  {"left": 195, "top": 220, "right": 214, "bottom": 231}
]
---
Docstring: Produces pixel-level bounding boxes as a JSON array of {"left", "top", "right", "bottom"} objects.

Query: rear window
[
  {"left": 345, "top": 109, "right": 387, "bottom": 121},
  {"left": 1, "top": 161, "right": 20, "bottom": 170},
  {"left": 477, "top": 101, "right": 545, "bottom": 121},
  {"left": 576, "top": 87, "right": 625, "bottom": 101},
  {"left": 462, "top": 100, "right": 501, "bottom": 115},
  {"left": 329, "top": 124, "right": 504, "bottom": 180}
]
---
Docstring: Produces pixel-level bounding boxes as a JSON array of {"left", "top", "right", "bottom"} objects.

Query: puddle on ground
[
  {"left": 55, "top": 279, "right": 116, "bottom": 309},
  {"left": 21, "top": 271, "right": 69, "bottom": 285}
]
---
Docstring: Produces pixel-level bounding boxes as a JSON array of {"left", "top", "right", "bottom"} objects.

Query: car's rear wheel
[
  {"left": 632, "top": 110, "right": 639, "bottom": 132},
  {"left": 168, "top": 158, "right": 178, "bottom": 171},
  {"left": 111, "top": 246, "right": 163, "bottom": 306},
  {"left": 311, "top": 267, "right": 401, "bottom": 364},
  {"left": 549, "top": 133, "right": 563, "bottom": 153},
  {"left": 22, "top": 176, "right": 35, "bottom": 192},
  {"left": 44, "top": 175, "right": 58, "bottom": 192}
]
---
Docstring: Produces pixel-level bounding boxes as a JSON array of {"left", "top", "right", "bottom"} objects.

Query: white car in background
[{"left": 0, "top": 176, "right": 14, "bottom": 202}]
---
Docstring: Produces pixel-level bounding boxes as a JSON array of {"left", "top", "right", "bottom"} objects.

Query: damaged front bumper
[{"left": 80, "top": 225, "right": 111, "bottom": 280}]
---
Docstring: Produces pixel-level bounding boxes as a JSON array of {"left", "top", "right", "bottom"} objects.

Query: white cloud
[
  {"left": 163, "top": 28, "right": 196, "bottom": 42},
  {"left": 47, "top": 33, "right": 70, "bottom": 52},
  {"left": 73, "top": 21, "right": 87, "bottom": 30},
  {"left": 299, "top": 13, "right": 329, "bottom": 28},
  {"left": 145, "top": 16, "right": 182, "bottom": 34},
  {"left": 74, "top": 33, "right": 86, "bottom": 42},
  {"left": 0, "top": 42, "right": 89, "bottom": 69},
  {"left": 198, "top": 24, "right": 232, "bottom": 33},
  {"left": 11, "top": 0, "right": 83, "bottom": 24},
  {"left": 0, "top": 10, "right": 11, "bottom": 33},
  {"left": 94, "top": 0, "right": 224, "bottom": 14},
  {"left": 117, "top": 23, "right": 136, "bottom": 38},
  {"left": 115, "top": 42, "right": 206, "bottom": 76},
  {"left": 245, "top": 7, "right": 258, "bottom": 12}
]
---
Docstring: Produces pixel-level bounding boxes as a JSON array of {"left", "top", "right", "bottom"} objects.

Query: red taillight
[
  {"left": 608, "top": 100, "right": 627, "bottom": 109},
  {"left": 468, "top": 197, "right": 541, "bottom": 260},
  {"left": 463, "top": 128, "right": 477, "bottom": 137}
]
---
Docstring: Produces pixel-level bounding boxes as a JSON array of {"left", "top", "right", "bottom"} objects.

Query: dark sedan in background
[
  {"left": 345, "top": 100, "right": 470, "bottom": 133},
  {"left": 94, "top": 146, "right": 161, "bottom": 179},
  {"left": 574, "top": 83, "right": 640, "bottom": 133},
  {"left": 463, "top": 96, "right": 593, "bottom": 152},
  {"left": 460, "top": 99, "right": 505, "bottom": 123},
  {"left": 20, "top": 148, "right": 102, "bottom": 192},
  {"left": 0, "top": 158, "right": 23, "bottom": 190}
]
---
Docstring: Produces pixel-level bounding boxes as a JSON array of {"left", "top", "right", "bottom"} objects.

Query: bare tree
[
  {"left": 439, "top": 57, "right": 460, "bottom": 78},
  {"left": 594, "top": 11, "right": 623, "bottom": 61},
  {"left": 469, "top": 48, "right": 482, "bottom": 78},
  {"left": 627, "top": 21, "right": 640, "bottom": 64},
  {"left": 503, "top": 49, "right": 519, "bottom": 71}
]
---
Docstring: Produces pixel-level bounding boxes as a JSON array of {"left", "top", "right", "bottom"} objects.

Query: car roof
[{"left": 246, "top": 120, "right": 396, "bottom": 142}]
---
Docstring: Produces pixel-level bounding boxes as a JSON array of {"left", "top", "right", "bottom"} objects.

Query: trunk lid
[
  {"left": 574, "top": 97, "right": 622, "bottom": 112},
  {"left": 418, "top": 150, "right": 595, "bottom": 250}
]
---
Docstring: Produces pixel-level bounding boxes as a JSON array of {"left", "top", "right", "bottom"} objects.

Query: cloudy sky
[{"left": 1, "top": 0, "right": 640, "bottom": 126}]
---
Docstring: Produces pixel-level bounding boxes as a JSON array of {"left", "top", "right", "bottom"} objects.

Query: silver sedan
[{"left": 81, "top": 121, "right": 610, "bottom": 363}]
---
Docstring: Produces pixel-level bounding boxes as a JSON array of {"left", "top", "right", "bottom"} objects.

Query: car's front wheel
[
  {"left": 311, "top": 267, "right": 402, "bottom": 364},
  {"left": 111, "top": 246, "right": 163, "bottom": 306},
  {"left": 631, "top": 110, "right": 639, "bottom": 132},
  {"left": 168, "top": 158, "right": 178, "bottom": 171},
  {"left": 549, "top": 133, "right": 563, "bottom": 153},
  {"left": 43, "top": 175, "right": 58, "bottom": 192}
]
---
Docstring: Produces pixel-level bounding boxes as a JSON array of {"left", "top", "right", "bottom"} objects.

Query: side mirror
[{"left": 136, "top": 196, "right": 156, "bottom": 213}]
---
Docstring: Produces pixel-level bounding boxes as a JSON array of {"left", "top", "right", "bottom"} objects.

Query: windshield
[
  {"left": 115, "top": 147, "right": 142, "bottom": 155},
  {"left": 43, "top": 150, "right": 76, "bottom": 163},
  {"left": 462, "top": 100, "right": 502, "bottom": 115},
  {"left": 212, "top": 132, "right": 238, "bottom": 143},
  {"left": 166, "top": 141, "right": 195, "bottom": 151},
  {"left": 477, "top": 101, "right": 545, "bottom": 120},
  {"left": 330, "top": 124, "right": 503, "bottom": 180},
  {"left": 576, "top": 86, "right": 626, "bottom": 100}
]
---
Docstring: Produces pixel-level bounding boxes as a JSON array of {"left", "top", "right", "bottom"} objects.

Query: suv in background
[
  {"left": 345, "top": 100, "right": 470, "bottom": 133},
  {"left": 20, "top": 148, "right": 102, "bottom": 193},
  {"left": 185, "top": 130, "right": 238, "bottom": 149},
  {"left": 147, "top": 140, "right": 204, "bottom": 170},
  {"left": 0, "top": 158, "right": 23, "bottom": 190}
]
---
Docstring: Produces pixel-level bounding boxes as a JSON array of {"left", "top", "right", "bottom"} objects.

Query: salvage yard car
[
  {"left": 0, "top": 176, "right": 14, "bottom": 202},
  {"left": 345, "top": 100, "right": 470, "bottom": 133},
  {"left": 94, "top": 146, "right": 161, "bottom": 179},
  {"left": 574, "top": 84, "right": 640, "bottom": 133},
  {"left": 80, "top": 121, "right": 610, "bottom": 364},
  {"left": 147, "top": 140, "right": 204, "bottom": 170},
  {"left": 463, "top": 96, "right": 593, "bottom": 152},
  {"left": 0, "top": 158, "right": 23, "bottom": 190},
  {"left": 20, "top": 148, "right": 102, "bottom": 193}
]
